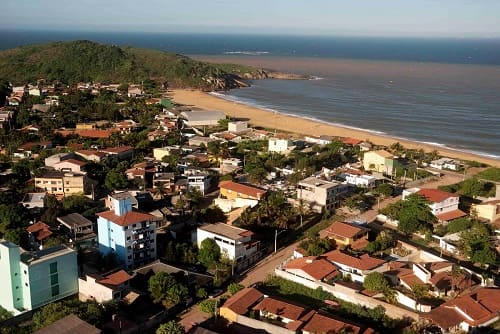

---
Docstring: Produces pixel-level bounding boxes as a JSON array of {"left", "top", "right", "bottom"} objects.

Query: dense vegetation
[{"left": 0, "top": 40, "right": 260, "bottom": 89}]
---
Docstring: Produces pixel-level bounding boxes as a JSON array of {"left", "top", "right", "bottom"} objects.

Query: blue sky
[{"left": 2, "top": 0, "right": 499, "bottom": 37}]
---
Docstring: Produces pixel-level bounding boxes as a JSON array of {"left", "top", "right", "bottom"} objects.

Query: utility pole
[{"left": 275, "top": 229, "right": 278, "bottom": 253}]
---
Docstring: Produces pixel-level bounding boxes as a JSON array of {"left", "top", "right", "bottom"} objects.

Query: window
[
  {"left": 50, "top": 274, "right": 58, "bottom": 285},
  {"left": 49, "top": 262, "right": 57, "bottom": 274},
  {"left": 51, "top": 285, "right": 59, "bottom": 297}
]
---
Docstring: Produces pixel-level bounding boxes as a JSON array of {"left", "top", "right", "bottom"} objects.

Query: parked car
[{"left": 208, "top": 289, "right": 223, "bottom": 298}]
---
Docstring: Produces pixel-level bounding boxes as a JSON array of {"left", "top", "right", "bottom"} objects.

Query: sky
[{"left": 2, "top": 0, "right": 499, "bottom": 38}]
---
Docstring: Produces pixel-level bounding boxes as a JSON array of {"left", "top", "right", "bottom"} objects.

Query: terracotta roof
[
  {"left": 429, "top": 271, "right": 472, "bottom": 291},
  {"left": 97, "top": 270, "right": 132, "bottom": 287},
  {"left": 398, "top": 273, "right": 425, "bottom": 288},
  {"left": 324, "top": 221, "right": 367, "bottom": 239},
  {"left": 102, "top": 146, "right": 133, "bottom": 154},
  {"left": 56, "top": 159, "right": 87, "bottom": 166},
  {"left": 33, "top": 314, "right": 100, "bottom": 334},
  {"left": 253, "top": 297, "right": 306, "bottom": 321},
  {"left": 97, "top": 209, "right": 155, "bottom": 227},
  {"left": 223, "top": 287, "right": 264, "bottom": 315},
  {"left": 436, "top": 209, "right": 467, "bottom": 221},
  {"left": 302, "top": 313, "right": 361, "bottom": 334},
  {"left": 427, "top": 261, "right": 453, "bottom": 272},
  {"left": 324, "top": 250, "right": 385, "bottom": 271},
  {"left": 341, "top": 137, "right": 362, "bottom": 146},
  {"left": 58, "top": 129, "right": 116, "bottom": 138},
  {"left": 417, "top": 188, "right": 458, "bottom": 203},
  {"left": 219, "top": 181, "right": 267, "bottom": 199},
  {"left": 285, "top": 257, "right": 338, "bottom": 281},
  {"left": 76, "top": 150, "right": 108, "bottom": 158},
  {"left": 26, "top": 221, "right": 50, "bottom": 233},
  {"left": 424, "top": 288, "right": 500, "bottom": 329}
]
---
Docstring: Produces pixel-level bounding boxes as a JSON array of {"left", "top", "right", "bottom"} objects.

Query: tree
[
  {"left": 198, "top": 238, "right": 221, "bottom": 268},
  {"left": 446, "top": 217, "right": 473, "bottom": 234},
  {"left": 460, "top": 177, "right": 484, "bottom": 198},
  {"left": 148, "top": 272, "right": 188, "bottom": 307},
  {"left": 459, "top": 222, "right": 497, "bottom": 267},
  {"left": 0, "top": 305, "right": 12, "bottom": 321},
  {"left": 300, "top": 235, "right": 333, "bottom": 256},
  {"left": 200, "top": 206, "right": 227, "bottom": 224},
  {"left": 374, "top": 183, "right": 393, "bottom": 198},
  {"left": 410, "top": 284, "right": 430, "bottom": 307},
  {"left": 31, "top": 302, "right": 72, "bottom": 330},
  {"left": 227, "top": 282, "right": 244, "bottom": 295},
  {"left": 363, "top": 272, "right": 390, "bottom": 292},
  {"left": 196, "top": 287, "right": 208, "bottom": 299},
  {"left": 199, "top": 299, "right": 217, "bottom": 316},
  {"left": 156, "top": 321, "right": 185, "bottom": 334},
  {"left": 104, "top": 169, "right": 128, "bottom": 190},
  {"left": 391, "top": 194, "right": 434, "bottom": 235}
]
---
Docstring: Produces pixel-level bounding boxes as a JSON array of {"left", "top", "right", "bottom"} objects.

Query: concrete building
[
  {"left": 185, "top": 169, "right": 212, "bottom": 195},
  {"left": 344, "top": 171, "right": 377, "bottom": 188},
  {"left": 219, "top": 181, "right": 267, "bottom": 201},
  {"left": 227, "top": 121, "right": 248, "bottom": 133},
  {"left": 197, "top": 223, "right": 259, "bottom": 261},
  {"left": 297, "top": 176, "right": 350, "bottom": 213},
  {"left": 44, "top": 152, "right": 75, "bottom": 168},
  {"left": 78, "top": 269, "right": 131, "bottom": 303},
  {"left": 153, "top": 146, "right": 182, "bottom": 161},
  {"left": 363, "top": 150, "right": 400, "bottom": 176},
  {"left": 403, "top": 188, "right": 464, "bottom": 220},
  {"left": 53, "top": 159, "right": 87, "bottom": 173},
  {"left": 0, "top": 241, "right": 78, "bottom": 315},
  {"left": 324, "top": 250, "right": 386, "bottom": 283},
  {"left": 429, "top": 158, "right": 461, "bottom": 171},
  {"left": 268, "top": 137, "right": 293, "bottom": 153},
  {"left": 97, "top": 193, "right": 157, "bottom": 269},
  {"left": 181, "top": 110, "right": 225, "bottom": 127},
  {"left": 34, "top": 170, "right": 92, "bottom": 198},
  {"left": 471, "top": 199, "right": 500, "bottom": 223}
]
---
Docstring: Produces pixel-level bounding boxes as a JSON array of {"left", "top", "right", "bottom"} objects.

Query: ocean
[{"left": 1, "top": 30, "right": 500, "bottom": 158}]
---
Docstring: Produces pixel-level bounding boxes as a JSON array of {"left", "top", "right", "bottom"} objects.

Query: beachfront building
[
  {"left": 197, "top": 223, "right": 259, "bottom": 261},
  {"left": 97, "top": 193, "right": 157, "bottom": 269},
  {"left": 227, "top": 121, "right": 248, "bottom": 133},
  {"left": 344, "top": 170, "right": 377, "bottom": 188},
  {"left": 268, "top": 137, "right": 294, "bottom": 153},
  {"left": 181, "top": 110, "right": 226, "bottom": 127},
  {"left": 297, "top": 176, "right": 350, "bottom": 213},
  {"left": 363, "top": 150, "right": 400, "bottom": 176},
  {"left": 429, "top": 158, "right": 461, "bottom": 171},
  {"left": 0, "top": 241, "right": 78, "bottom": 315}
]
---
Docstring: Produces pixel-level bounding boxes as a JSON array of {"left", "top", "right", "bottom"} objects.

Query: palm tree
[
  {"left": 295, "top": 199, "right": 308, "bottom": 227},
  {"left": 383, "top": 288, "right": 398, "bottom": 304},
  {"left": 152, "top": 182, "right": 168, "bottom": 200}
]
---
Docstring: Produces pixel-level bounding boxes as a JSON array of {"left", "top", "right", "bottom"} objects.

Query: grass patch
[{"left": 478, "top": 167, "right": 500, "bottom": 182}]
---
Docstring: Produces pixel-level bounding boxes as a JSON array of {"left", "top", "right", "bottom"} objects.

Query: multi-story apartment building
[
  {"left": 34, "top": 170, "right": 92, "bottom": 198},
  {"left": 185, "top": 169, "right": 212, "bottom": 195},
  {"left": 97, "top": 193, "right": 157, "bottom": 269},
  {"left": 0, "top": 241, "right": 78, "bottom": 315},
  {"left": 297, "top": 176, "right": 350, "bottom": 213}
]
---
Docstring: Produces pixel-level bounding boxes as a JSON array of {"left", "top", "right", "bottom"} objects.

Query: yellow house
[
  {"left": 76, "top": 122, "right": 97, "bottom": 130},
  {"left": 472, "top": 200, "right": 500, "bottom": 223},
  {"left": 219, "top": 181, "right": 267, "bottom": 201},
  {"left": 363, "top": 150, "right": 398, "bottom": 176},
  {"left": 323, "top": 221, "right": 369, "bottom": 247},
  {"left": 153, "top": 147, "right": 181, "bottom": 161}
]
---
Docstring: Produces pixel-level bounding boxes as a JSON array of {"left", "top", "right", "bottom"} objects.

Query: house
[
  {"left": 100, "top": 146, "right": 134, "bottom": 160},
  {"left": 57, "top": 213, "right": 95, "bottom": 244},
  {"left": 147, "top": 129, "right": 169, "bottom": 141},
  {"left": 302, "top": 312, "right": 362, "bottom": 334},
  {"left": 114, "top": 120, "right": 138, "bottom": 134},
  {"left": 283, "top": 256, "right": 338, "bottom": 282},
  {"left": 344, "top": 170, "right": 377, "bottom": 188},
  {"left": 181, "top": 110, "right": 226, "bottom": 127},
  {"left": 220, "top": 287, "right": 264, "bottom": 321},
  {"left": 79, "top": 269, "right": 131, "bottom": 303},
  {"left": 26, "top": 222, "right": 53, "bottom": 249},
  {"left": 324, "top": 250, "right": 386, "bottom": 283},
  {"left": 304, "top": 135, "right": 335, "bottom": 146},
  {"left": 45, "top": 152, "right": 76, "bottom": 168},
  {"left": 57, "top": 129, "right": 116, "bottom": 139},
  {"left": 185, "top": 169, "right": 212, "bottom": 195},
  {"left": 471, "top": 199, "right": 500, "bottom": 223},
  {"left": 323, "top": 221, "right": 369, "bottom": 248},
  {"left": 34, "top": 170, "right": 92, "bottom": 198},
  {"left": 127, "top": 86, "right": 143, "bottom": 97},
  {"left": 53, "top": 159, "right": 87, "bottom": 173},
  {"left": 153, "top": 146, "right": 182, "bottom": 161},
  {"left": 75, "top": 150, "right": 108, "bottom": 163},
  {"left": 429, "top": 158, "right": 461, "bottom": 171},
  {"left": 403, "top": 188, "right": 465, "bottom": 220},
  {"left": 76, "top": 122, "right": 97, "bottom": 130},
  {"left": 424, "top": 288, "right": 500, "bottom": 333},
  {"left": 97, "top": 193, "right": 157, "bottom": 269},
  {"left": 227, "top": 121, "right": 248, "bottom": 133},
  {"left": 268, "top": 137, "right": 294, "bottom": 153},
  {"left": 152, "top": 172, "right": 175, "bottom": 194},
  {"left": 0, "top": 241, "right": 78, "bottom": 315},
  {"left": 197, "top": 223, "right": 259, "bottom": 261},
  {"left": 297, "top": 176, "right": 350, "bottom": 213},
  {"left": 219, "top": 180, "right": 267, "bottom": 201},
  {"left": 20, "top": 192, "right": 46, "bottom": 211},
  {"left": 363, "top": 150, "right": 401, "bottom": 176},
  {"left": 253, "top": 296, "right": 314, "bottom": 329},
  {"left": 188, "top": 135, "right": 218, "bottom": 147},
  {"left": 33, "top": 314, "right": 101, "bottom": 334}
]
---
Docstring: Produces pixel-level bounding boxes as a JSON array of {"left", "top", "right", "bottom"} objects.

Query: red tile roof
[
  {"left": 26, "top": 222, "right": 53, "bottom": 241},
  {"left": 324, "top": 250, "right": 386, "bottom": 271},
  {"left": 223, "top": 287, "right": 264, "bottom": 315},
  {"left": 76, "top": 150, "right": 108, "bottom": 158},
  {"left": 302, "top": 313, "right": 362, "bottom": 334},
  {"left": 341, "top": 137, "right": 362, "bottom": 146},
  {"left": 417, "top": 188, "right": 458, "bottom": 203},
  {"left": 324, "top": 221, "right": 367, "bottom": 239},
  {"left": 97, "top": 270, "right": 132, "bottom": 287},
  {"left": 102, "top": 146, "right": 133, "bottom": 154},
  {"left": 58, "top": 129, "right": 117, "bottom": 138},
  {"left": 253, "top": 297, "right": 306, "bottom": 321},
  {"left": 219, "top": 181, "right": 267, "bottom": 199},
  {"left": 436, "top": 209, "right": 467, "bottom": 222},
  {"left": 97, "top": 209, "right": 155, "bottom": 227},
  {"left": 285, "top": 257, "right": 338, "bottom": 281}
]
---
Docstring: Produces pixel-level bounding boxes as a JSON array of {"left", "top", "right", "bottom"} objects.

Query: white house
[
  {"left": 227, "top": 121, "right": 248, "bottom": 133},
  {"left": 184, "top": 169, "right": 212, "bottom": 195},
  {"left": 268, "top": 137, "right": 294, "bottom": 154},
  {"left": 402, "top": 188, "right": 462, "bottom": 219},
  {"left": 197, "top": 223, "right": 258, "bottom": 261},
  {"left": 344, "top": 172, "right": 376, "bottom": 188},
  {"left": 324, "top": 250, "right": 385, "bottom": 283},
  {"left": 181, "top": 110, "right": 225, "bottom": 127},
  {"left": 429, "top": 158, "right": 461, "bottom": 171},
  {"left": 78, "top": 270, "right": 131, "bottom": 303}
]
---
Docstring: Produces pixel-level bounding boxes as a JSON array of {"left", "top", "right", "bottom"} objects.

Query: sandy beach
[{"left": 170, "top": 89, "right": 500, "bottom": 167}]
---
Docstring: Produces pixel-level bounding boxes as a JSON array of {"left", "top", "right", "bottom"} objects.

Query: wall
[
  {"left": 78, "top": 276, "right": 114, "bottom": 303},
  {"left": 0, "top": 242, "right": 22, "bottom": 314},
  {"left": 275, "top": 268, "right": 419, "bottom": 321},
  {"left": 236, "top": 314, "right": 297, "bottom": 334}
]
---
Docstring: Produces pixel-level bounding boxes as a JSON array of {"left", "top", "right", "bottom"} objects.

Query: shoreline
[{"left": 169, "top": 89, "right": 500, "bottom": 167}]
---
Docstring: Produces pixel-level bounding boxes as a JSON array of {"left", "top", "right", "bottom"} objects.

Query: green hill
[{"left": 0, "top": 40, "right": 265, "bottom": 90}]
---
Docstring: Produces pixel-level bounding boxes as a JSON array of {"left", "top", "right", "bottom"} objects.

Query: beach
[{"left": 170, "top": 89, "right": 500, "bottom": 167}]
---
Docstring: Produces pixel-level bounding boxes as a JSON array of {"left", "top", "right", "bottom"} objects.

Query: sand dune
[{"left": 170, "top": 89, "right": 500, "bottom": 167}]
